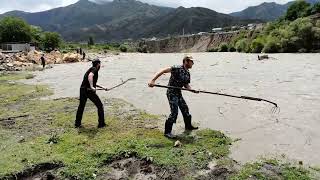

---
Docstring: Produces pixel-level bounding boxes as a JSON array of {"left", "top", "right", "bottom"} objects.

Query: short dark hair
[
  {"left": 92, "top": 58, "right": 101, "bottom": 67},
  {"left": 183, "top": 55, "right": 194, "bottom": 63}
]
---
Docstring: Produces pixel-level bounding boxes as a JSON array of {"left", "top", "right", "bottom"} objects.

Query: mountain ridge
[
  {"left": 0, "top": 0, "right": 260, "bottom": 42},
  {"left": 230, "top": 0, "right": 320, "bottom": 21}
]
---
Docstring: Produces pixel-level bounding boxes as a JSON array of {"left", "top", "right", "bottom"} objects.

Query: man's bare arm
[
  {"left": 148, "top": 67, "right": 171, "bottom": 87},
  {"left": 88, "top": 72, "right": 95, "bottom": 91},
  {"left": 185, "top": 84, "right": 199, "bottom": 93}
]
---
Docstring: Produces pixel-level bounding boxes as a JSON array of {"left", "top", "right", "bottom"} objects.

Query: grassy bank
[{"left": 0, "top": 72, "right": 317, "bottom": 180}]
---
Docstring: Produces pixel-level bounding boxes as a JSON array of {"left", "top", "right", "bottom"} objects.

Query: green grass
[
  {"left": 0, "top": 73, "right": 232, "bottom": 179},
  {"left": 0, "top": 73, "right": 317, "bottom": 180},
  {"left": 230, "top": 159, "right": 312, "bottom": 180}
]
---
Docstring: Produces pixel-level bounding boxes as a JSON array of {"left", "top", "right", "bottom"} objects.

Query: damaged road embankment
[
  {"left": 0, "top": 50, "right": 83, "bottom": 71},
  {"left": 137, "top": 32, "right": 239, "bottom": 53},
  {"left": 0, "top": 72, "right": 318, "bottom": 180}
]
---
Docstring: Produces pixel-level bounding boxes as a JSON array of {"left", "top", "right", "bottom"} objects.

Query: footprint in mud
[
  {"left": 1, "top": 162, "right": 63, "bottom": 180},
  {"left": 101, "top": 157, "right": 182, "bottom": 180},
  {"left": 103, "top": 158, "right": 157, "bottom": 180}
]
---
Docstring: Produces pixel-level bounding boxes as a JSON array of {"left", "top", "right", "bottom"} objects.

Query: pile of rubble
[{"left": 0, "top": 50, "right": 82, "bottom": 71}]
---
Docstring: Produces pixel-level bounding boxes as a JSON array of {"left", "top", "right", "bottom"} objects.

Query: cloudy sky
[{"left": 0, "top": 0, "right": 292, "bottom": 14}]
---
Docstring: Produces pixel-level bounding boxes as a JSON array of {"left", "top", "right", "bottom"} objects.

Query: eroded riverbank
[
  {"left": 1, "top": 72, "right": 319, "bottom": 179},
  {"left": 23, "top": 52, "right": 320, "bottom": 166}
]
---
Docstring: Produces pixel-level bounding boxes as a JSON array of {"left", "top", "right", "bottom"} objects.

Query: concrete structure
[
  {"left": 212, "top": 28, "right": 223, "bottom": 33},
  {"left": 1, "top": 43, "right": 34, "bottom": 53}
]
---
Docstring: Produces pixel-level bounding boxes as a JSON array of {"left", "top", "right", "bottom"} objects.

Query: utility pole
[{"left": 182, "top": 28, "right": 185, "bottom": 36}]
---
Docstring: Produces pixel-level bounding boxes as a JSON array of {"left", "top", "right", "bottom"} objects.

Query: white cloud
[
  {"left": 0, "top": 0, "right": 78, "bottom": 13},
  {"left": 0, "top": 0, "right": 293, "bottom": 14}
]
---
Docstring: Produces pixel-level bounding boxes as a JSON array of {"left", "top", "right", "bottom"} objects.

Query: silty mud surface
[{"left": 23, "top": 52, "right": 320, "bottom": 166}]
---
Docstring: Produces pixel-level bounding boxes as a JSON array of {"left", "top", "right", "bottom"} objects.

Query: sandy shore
[{"left": 24, "top": 52, "right": 320, "bottom": 166}]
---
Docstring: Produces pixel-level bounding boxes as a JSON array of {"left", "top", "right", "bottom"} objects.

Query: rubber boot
[
  {"left": 98, "top": 121, "right": 106, "bottom": 128},
  {"left": 184, "top": 115, "right": 199, "bottom": 131},
  {"left": 164, "top": 121, "right": 176, "bottom": 139}
]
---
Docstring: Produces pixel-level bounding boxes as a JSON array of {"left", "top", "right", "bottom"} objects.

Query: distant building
[
  {"left": 231, "top": 26, "right": 240, "bottom": 31},
  {"left": 212, "top": 28, "right": 223, "bottom": 33},
  {"left": 1, "top": 42, "right": 35, "bottom": 53},
  {"left": 247, "top": 24, "right": 256, "bottom": 30},
  {"left": 197, "top": 32, "right": 209, "bottom": 35},
  {"left": 150, "top": 37, "right": 157, "bottom": 41}
]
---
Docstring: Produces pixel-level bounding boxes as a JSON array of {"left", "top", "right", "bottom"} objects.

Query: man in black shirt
[
  {"left": 148, "top": 55, "right": 199, "bottom": 139},
  {"left": 75, "top": 59, "right": 106, "bottom": 128},
  {"left": 40, "top": 54, "right": 46, "bottom": 69},
  {"left": 82, "top": 51, "right": 86, "bottom": 60}
]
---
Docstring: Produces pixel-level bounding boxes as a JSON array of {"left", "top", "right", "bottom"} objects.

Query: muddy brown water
[{"left": 24, "top": 52, "right": 320, "bottom": 166}]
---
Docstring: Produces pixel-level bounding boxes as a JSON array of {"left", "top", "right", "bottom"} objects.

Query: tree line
[
  {"left": 0, "top": 16, "right": 62, "bottom": 52},
  {"left": 211, "top": 0, "right": 320, "bottom": 53}
]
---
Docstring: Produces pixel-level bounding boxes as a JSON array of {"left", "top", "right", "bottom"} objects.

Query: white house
[
  {"left": 1, "top": 43, "right": 34, "bottom": 53},
  {"left": 212, "top": 28, "right": 223, "bottom": 33}
]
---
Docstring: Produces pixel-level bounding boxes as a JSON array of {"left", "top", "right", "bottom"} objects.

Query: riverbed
[{"left": 24, "top": 52, "right": 320, "bottom": 166}]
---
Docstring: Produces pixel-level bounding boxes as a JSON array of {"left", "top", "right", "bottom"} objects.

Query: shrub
[
  {"left": 219, "top": 43, "right": 229, "bottom": 52},
  {"left": 235, "top": 39, "right": 249, "bottom": 52},
  {"left": 207, "top": 48, "right": 218, "bottom": 52},
  {"left": 119, "top": 45, "right": 128, "bottom": 52},
  {"left": 42, "top": 32, "right": 62, "bottom": 52},
  {"left": 137, "top": 45, "right": 148, "bottom": 53},
  {"left": 285, "top": 0, "right": 311, "bottom": 21},
  {"left": 228, "top": 46, "right": 236, "bottom": 52},
  {"left": 279, "top": 37, "right": 299, "bottom": 52},
  {"left": 103, "top": 45, "right": 110, "bottom": 50},
  {"left": 88, "top": 36, "right": 94, "bottom": 46},
  {"left": 250, "top": 40, "right": 264, "bottom": 53},
  {"left": 262, "top": 38, "right": 280, "bottom": 53}
]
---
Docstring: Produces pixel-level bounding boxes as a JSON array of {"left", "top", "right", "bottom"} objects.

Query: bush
[
  {"left": 250, "top": 40, "right": 264, "bottom": 53},
  {"left": 42, "top": 32, "right": 61, "bottom": 52},
  {"left": 207, "top": 48, "right": 218, "bottom": 52},
  {"left": 285, "top": 0, "right": 311, "bottom": 21},
  {"left": 228, "top": 46, "right": 236, "bottom": 52},
  {"left": 235, "top": 39, "right": 249, "bottom": 52},
  {"left": 219, "top": 43, "right": 229, "bottom": 52},
  {"left": 279, "top": 37, "right": 298, "bottom": 52},
  {"left": 311, "top": 2, "right": 320, "bottom": 14},
  {"left": 88, "top": 36, "right": 94, "bottom": 46},
  {"left": 137, "top": 45, "right": 148, "bottom": 53},
  {"left": 103, "top": 45, "right": 110, "bottom": 50},
  {"left": 119, "top": 45, "right": 128, "bottom": 52},
  {"left": 262, "top": 38, "right": 280, "bottom": 53}
]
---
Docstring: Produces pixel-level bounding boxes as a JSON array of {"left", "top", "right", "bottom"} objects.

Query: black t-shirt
[
  {"left": 80, "top": 67, "right": 98, "bottom": 89},
  {"left": 167, "top": 65, "right": 190, "bottom": 95}
]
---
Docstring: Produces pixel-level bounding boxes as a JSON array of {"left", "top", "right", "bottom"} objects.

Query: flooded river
[{"left": 25, "top": 52, "right": 320, "bottom": 165}]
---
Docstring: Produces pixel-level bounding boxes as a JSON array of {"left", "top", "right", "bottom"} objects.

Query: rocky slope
[
  {"left": 0, "top": 0, "right": 258, "bottom": 42},
  {"left": 138, "top": 32, "right": 239, "bottom": 53}
]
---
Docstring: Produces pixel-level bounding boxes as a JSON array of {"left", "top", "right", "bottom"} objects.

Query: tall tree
[
  {"left": 311, "top": 2, "right": 320, "bottom": 14},
  {"left": 88, "top": 36, "right": 94, "bottom": 46},
  {"left": 0, "top": 17, "right": 32, "bottom": 43},
  {"left": 42, "top": 32, "right": 62, "bottom": 51},
  {"left": 285, "top": 0, "right": 311, "bottom": 21}
]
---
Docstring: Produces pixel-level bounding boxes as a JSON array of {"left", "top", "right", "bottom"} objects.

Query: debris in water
[{"left": 174, "top": 140, "right": 182, "bottom": 147}]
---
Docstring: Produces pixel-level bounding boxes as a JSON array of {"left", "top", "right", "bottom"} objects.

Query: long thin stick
[
  {"left": 153, "top": 84, "right": 278, "bottom": 107},
  {"left": 97, "top": 78, "right": 136, "bottom": 91}
]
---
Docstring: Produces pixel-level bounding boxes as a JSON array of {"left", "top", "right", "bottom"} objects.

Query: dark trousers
[
  {"left": 41, "top": 60, "right": 45, "bottom": 68},
  {"left": 165, "top": 93, "right": 192, "bottom": 134},
  {"left": 75, "top": 88, "right": 105, "bottom": 126}
]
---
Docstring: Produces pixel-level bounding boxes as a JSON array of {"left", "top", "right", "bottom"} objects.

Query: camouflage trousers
[{"left": 166, "top": 92, "right": 191, "bottom": 124}]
